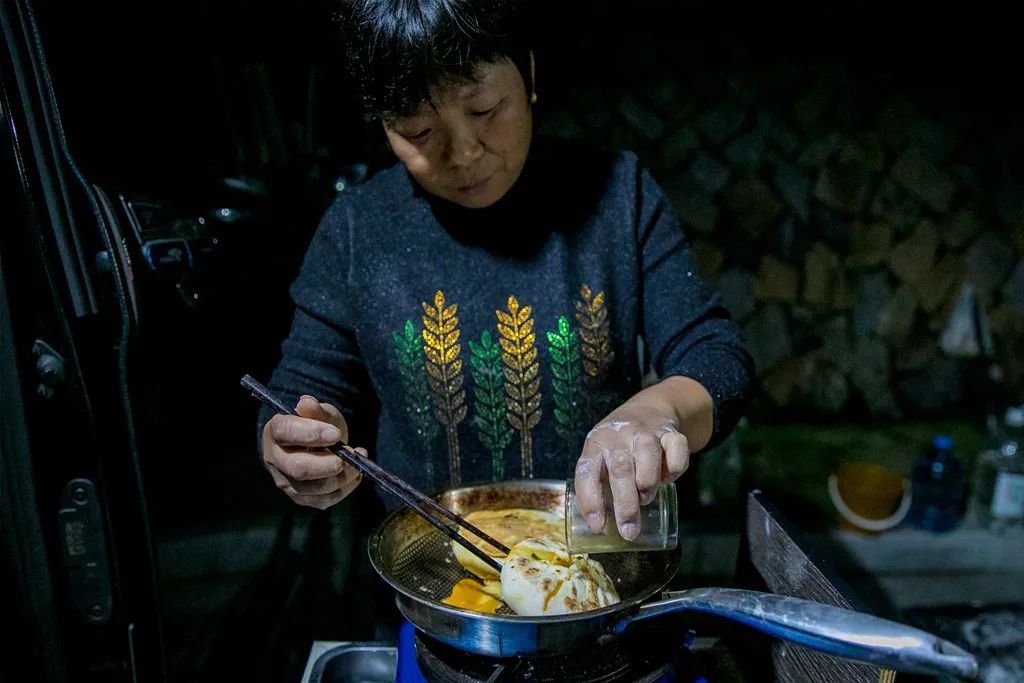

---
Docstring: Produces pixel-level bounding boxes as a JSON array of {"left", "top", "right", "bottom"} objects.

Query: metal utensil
[{"left": 368, "top": 480, "right": 978, "bottom": 680}]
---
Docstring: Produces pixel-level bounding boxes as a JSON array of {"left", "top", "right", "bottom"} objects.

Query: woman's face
[{"left": 383, "top": 59, "right": 532, "bottom": 209}]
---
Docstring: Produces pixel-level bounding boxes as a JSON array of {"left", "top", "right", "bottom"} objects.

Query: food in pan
[
  {"left": 444, "top": 507, "right": 619, "bottom": 616},
  {"left": 450, "top": 508, "right": 563, "bottom": 579},
  {"left": 441, "top": 578, "right": 503, "bottom": 613},
  {"left": 500, "top": 536, "right": 620, "bottom": 616}
]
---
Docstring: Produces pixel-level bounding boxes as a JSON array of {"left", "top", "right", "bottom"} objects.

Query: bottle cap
[{"left": 932, "top": 434, "right": 954, "bottom": 451}]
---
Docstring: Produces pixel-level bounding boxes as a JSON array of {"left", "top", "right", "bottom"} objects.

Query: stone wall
[{"left": 536, "top": 14, "right": 1024, "bottom": 421}]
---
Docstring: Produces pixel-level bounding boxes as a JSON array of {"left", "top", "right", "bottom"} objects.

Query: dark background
[
  {"left": 37, "top": 2, "right": 1023, "bottom": 202},
  {"left": 20, "top": 1, "right": 1023, "bottom": 680}
]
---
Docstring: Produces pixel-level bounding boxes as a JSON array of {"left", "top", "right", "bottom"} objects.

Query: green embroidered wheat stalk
[
  {"left": 469, "top": 331, "right": 514, "bottom": 479},
  {"left": 393, "top": 319, "right": 438, "bottom": 486},
  {"left": 546, "top": 315, "right": 585, "bottom": 465}
]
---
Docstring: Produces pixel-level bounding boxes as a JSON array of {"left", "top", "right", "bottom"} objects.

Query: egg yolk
[
  {"left": 522, "top": 548, "right": 571, "bottom": 567},
  {"left": 442, "top": 578, "right": 503, "bottom": 614}
]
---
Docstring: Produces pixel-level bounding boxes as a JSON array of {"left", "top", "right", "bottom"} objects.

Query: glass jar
[
  {"left": 564, "top": 478, "right": 678, "bottom": 554},
  {"left": 970, "top": 406, "right": 1024, "bottom": 532}
]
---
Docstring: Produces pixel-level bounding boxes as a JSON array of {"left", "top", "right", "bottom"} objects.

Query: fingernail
[
  {"left": 620, "top": 522, "right": 639, "bottom": 540},
  {"left": 586, "top": 513, "right": 604, "bottom": 532},
  {"left": 322, "top": 426, "right": 342, "bottom": 442}
]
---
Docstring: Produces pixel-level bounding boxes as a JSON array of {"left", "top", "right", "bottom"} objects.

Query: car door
[
  {"left": 3, "top": 0, "right": 383, "bottom": 680},
  {"left": 1, "top": 1, "right": 165, "bottom": 680}
]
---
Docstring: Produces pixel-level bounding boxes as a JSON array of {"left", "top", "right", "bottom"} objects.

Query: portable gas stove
[
  {"left": 301, "top": 619, "right": 716, "bottom": 683},
  {"left": 397, "top": 619, "right": 710, "bottom": 683}
]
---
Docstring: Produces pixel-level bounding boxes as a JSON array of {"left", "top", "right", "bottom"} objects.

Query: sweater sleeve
[
  {"left": 636, "top": 164, "right": 754, "bottom": 450},
  {"left": 255, "top": 197, "right": 377, "bottom": 456}
]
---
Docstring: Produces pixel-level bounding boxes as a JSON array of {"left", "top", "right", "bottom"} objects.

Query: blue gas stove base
[{"left": 304, "top": 620, "right": 711, "bottom": 683}]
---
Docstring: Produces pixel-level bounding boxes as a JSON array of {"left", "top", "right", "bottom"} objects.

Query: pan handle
[{"left": 613, "top": 588, "right": 978, "bottom": 679}]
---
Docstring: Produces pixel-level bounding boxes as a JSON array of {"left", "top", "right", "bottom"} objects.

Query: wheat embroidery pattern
[
  {"left": 575, "top": 284, "right": 615, "bottom": 423},
  {"left": 546, "top": 315, "right": 586, "bottom": 467},
  {"left": 393, "top": 319, "right": 439, "bottom": 487},
  {"left": 496, "top": 296, "right": 542, "bottom": 477},
  {"left": 421, "top": 290, "right": 467, "bottom": 485},
  {"left": 469, "top": 331, "right": 514, "bottom": 479}
]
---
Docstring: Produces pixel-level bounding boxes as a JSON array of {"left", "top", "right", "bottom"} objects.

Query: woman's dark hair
[{"left": 337, "top": 0, "right": 532, "bottom": 120}]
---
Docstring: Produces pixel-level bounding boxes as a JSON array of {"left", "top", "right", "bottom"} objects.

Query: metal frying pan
[{"left": 368, "top": 480, "right": 978, "bottom": 679}]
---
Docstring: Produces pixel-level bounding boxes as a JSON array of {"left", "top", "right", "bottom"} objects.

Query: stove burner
[{"left": 412, "top": 623, "right": 688, "bottom": 683}]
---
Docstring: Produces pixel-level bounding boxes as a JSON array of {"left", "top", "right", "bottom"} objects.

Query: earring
[{"left": 530, "top": 92, "right": 538, "bottom": 105}]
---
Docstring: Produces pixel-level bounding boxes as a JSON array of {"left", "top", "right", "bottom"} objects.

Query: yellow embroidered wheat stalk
[
  {"left": 422, "top": 290, "right": 466, "bottom": 485},
  {"left": 496, "top": 295, "right": 541, "bottom": 477},
  {"left": 576, "top": 284, "right": 613, "bottom": 384}
]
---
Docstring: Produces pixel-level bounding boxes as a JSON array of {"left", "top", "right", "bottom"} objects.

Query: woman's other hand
[{"left": 261, "top": 395, "right": 365, "bottom": 509}]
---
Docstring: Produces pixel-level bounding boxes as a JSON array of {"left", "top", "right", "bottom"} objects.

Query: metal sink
[{"left": 302, "top": 642, "right": 397, "bottom": 683}]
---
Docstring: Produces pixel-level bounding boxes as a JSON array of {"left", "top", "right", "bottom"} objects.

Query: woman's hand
[
  {"left": 261, "top": 395, "right": 365, "bottom": 509},
  {"left": 574, "top": 376, "right": 712, "bottom": 540},
  {"left": 574, "top": 409, "right": 689, "bottom": 540}
]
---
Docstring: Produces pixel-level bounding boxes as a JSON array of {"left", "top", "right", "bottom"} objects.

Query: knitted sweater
[{"left": 258, "top": 137, "right": 753, "bottom": 498}]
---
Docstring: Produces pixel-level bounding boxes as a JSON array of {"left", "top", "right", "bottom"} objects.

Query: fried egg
[
  {"left": 442, "top": 578, "right": 503, "bottom": 614},
  {"left": 451, "top": 509, "right": 564, "bottom": 579},
  {"left": 500, "top": 537, "right": 620, "bottom": 616}
]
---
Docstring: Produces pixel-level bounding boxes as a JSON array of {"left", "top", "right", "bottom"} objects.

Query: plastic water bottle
[{"left": 906, "top": 435, "right": 965, "bottom": 532}]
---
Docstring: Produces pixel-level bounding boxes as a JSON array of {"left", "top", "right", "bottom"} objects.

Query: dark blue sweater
[{"left": 258, "top": 137, "right": 753, "bottom": 496}]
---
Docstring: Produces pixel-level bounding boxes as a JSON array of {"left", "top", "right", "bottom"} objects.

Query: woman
[{"left": 257, "top": 0, "right": 753, "bottom": 544}]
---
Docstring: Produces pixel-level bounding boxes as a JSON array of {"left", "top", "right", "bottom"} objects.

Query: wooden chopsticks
[{"left": 242, "top": 375, "right": 510, "bottom": 574}]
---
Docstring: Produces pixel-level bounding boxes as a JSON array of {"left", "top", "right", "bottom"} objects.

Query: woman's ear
[{"left": 528, "top": 50, "right": 537, "bottom": 105}]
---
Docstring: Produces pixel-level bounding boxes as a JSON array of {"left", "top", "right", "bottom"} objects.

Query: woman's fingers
[
  {"left": 269, "top": 448, "right": 346, "bottom": 481},
  {"left": 574, "top": 440, "right": 607, "bottom": 533},
  {"left": 301, "top": 396, "right": 350, "bottom": 438},
  {"left": 660, "top": 431, "right": 690, "bottom": 483},
  {"left": 272, "top": 444, "right": 368, "bottom": 484},
  {"left": 268, "top": 413, "right": 343, "bottom": 449},
  {"left": 632, "top": 431, "right": 662, "bottom": 505},
  {"left": 261, "top": 396, "right": 363, "bottom": 510},
  {"left": 287, "top": 465, "right": 362, "bottom": 496},
  {"left": 290, "top": 478, "right": 359, "bottom": 510},
  {"left": 578, "top": 423, "right": 682, "bottom": 539},
  {"left": 576, "top": 423, "right": 691, "bottom": 542},
  {"left": 604, "top": 448, "right": 641, "bottom": 540},
  {"left": 266, "top": 452, "right": 364, "bottom": 509}
]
